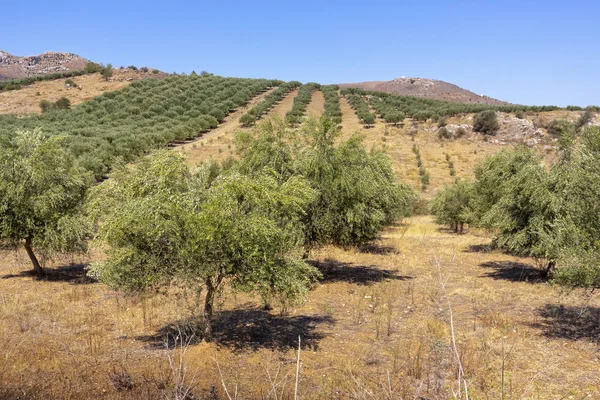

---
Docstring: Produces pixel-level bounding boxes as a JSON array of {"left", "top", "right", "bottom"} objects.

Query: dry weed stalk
[
  {"left": 433, "top": 254, "right": 469, "bottom": 399},
  {"left": 166, "top": 330, "right": 198, "bottom": 400}
]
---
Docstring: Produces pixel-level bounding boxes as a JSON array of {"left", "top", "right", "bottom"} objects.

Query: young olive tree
[
  {"left": 430, "top": 179, "right": 474, "bottom": 233},
  {"left": 88, "top": 150, "right": 319, "bottom": 339},
  {"left": 0, "top": 129, "right": 91, "bottom": 275}
]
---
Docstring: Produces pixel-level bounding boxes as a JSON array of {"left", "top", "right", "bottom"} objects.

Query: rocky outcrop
[{"left": 0, "top": 51, "right": 90, "bottom": 80}]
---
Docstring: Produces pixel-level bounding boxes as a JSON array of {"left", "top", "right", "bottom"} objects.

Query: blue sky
[{"left": 3, "top": 0, "right": 598, "bottom": 106}]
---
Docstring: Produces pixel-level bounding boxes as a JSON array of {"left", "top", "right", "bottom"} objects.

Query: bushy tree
[
  {"left": 88, "top": 150, "right": 319, "bottom": 339},
  {"left": 101, "top": 64, "right": 113, "bottom": 81},
  {"left": 0, "top": 129, "right": 91, "bottom": 274},
  {"left": 236, "top": 117, "right": 417, "bottom": 247},
  {"left": 84, "top": 62, "right": 102, "bottom": 74},
  {"left": 473, "top": 110, "right": 500, "bottom": 135},
  {"left": 552, "top": 126, "right": 600, "bottom": 287},
  {"left": 431, "top": 179, "right": 474, "bottom": 233},
  {"left": 470, "top": 146, "right": 559, "bottom": 275}
]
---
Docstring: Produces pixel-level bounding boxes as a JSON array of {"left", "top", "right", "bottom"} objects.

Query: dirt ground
[{"left": 1, "top": 88, "right": 598, "bottom": 399}]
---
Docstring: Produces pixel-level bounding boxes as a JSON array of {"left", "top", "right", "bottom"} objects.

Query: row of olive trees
[
  {"left": 285, "top": 83, "right": 321, "bottom": 124},
  {"left": 0, "top": 74, "right": 279, "bottom": 178},
  {"left": 431, "top": 126, "right": 600, "bottom": 287},
  {"left": 344, "top": 93, "right": 376, "bottom": 126},
  {"left": 342, "top": 87, "right": 563, "bottom": 122},
  {"left": 322, "top": 85, "right": 342, "bottom": 124},
  {"left": 0, "top": 117, "right": 416, "bottom": 339},
  {"left": 239, "top": 80, "right": 301, "bottom": 126}
]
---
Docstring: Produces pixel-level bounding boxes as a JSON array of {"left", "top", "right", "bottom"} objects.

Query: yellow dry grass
[{"left": 1, "top": 216, "right": 599, "bottom": 399}]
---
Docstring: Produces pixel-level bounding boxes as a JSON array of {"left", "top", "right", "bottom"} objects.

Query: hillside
[
  {"left": 0, "top": 50, "right": 90, "bottom": 79},
  {"left": 339, "top": 76, "right": 509, "bottom": 105},
  {"left": 0, "top": 68, "right": 168, "bottom": 115}
]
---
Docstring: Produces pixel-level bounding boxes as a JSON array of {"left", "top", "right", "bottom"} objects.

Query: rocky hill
[
  {"left": 339, "top": 77, "right": 509, "bottom": 105},
  {"left": 0, "top": 50, "right": 90, "bottom": 80}
]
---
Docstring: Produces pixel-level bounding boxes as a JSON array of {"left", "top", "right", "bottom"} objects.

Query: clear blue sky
[{"left": 3, "top": 0, "right": 598, "bottom": 106}]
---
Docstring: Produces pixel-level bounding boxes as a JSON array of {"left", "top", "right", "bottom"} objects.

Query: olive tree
[
  {"left": 235, "top": 117, "right": 417, "bottom": 247},
  {"left": 430, "top": 179, "right": 474, "bottom": 233},
  {"left": 470, "top": 146, "right": 559, "bottom": 276},
  {"left": 88, "top": 150, "right": 319, "bottom": 339},
  {"left": 552, "top": 127, "right": 600, "bottom": 287},
  {"left": 0, "top": 129, "right": 91, "bottom": 275}
]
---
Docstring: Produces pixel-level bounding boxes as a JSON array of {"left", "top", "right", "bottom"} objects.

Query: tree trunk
[
  {"left": 459, "top": 222, "right": 464, "bottom": 234},
  {"left": 203, "top": 280, "right": 215, "bottom": 341},
  {"left": 24, "top": 236, "right": 44, "bottom": 275},
  {"left": 543, "top": 261, "right": 556, "bottom": 279}
]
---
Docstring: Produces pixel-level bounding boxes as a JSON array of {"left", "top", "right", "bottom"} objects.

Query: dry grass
[
  {"left": 0, "top": 69, "right": 163, "bottom": 115},
  {"left": 1, "top": 216, "right": 599, "bottom": 399}
]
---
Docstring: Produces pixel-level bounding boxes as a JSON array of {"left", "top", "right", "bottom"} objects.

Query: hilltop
[
  {"left": 0, "top": 50, "right": 90, "bottom": 79},
  {"left": 339, "top": 76, "right": 509, "bottom": 105}
]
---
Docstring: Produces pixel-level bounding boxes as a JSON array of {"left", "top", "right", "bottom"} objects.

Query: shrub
[
  {"left": 53, "top": 97, "right": 71, "bottom": 110},
  {"left": 437, "top": 127, "right": 451, "bottom": 139},
  {"left": 455, "top": 127, "right": 467, "bottom": 137},
  {"left": 84, "top": 62, "right": 103, "bottom": 74},
  {"left": 39, "top": 100, "right": 52, "bottom": 113},
  {"left": 101, "top": 64, "right": 113, "bottom": 81},
  {"left": 515, "top": 110, "right": 525, "bottom": 119},
  {"left": 431, "top": 179, "right": 474, "bottom": 233},
  {"left": 473, "top": 110, "right": 500, "bottom": 135}
]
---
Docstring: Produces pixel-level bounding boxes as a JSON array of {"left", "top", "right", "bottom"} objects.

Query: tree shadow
[
  {"left": 1, "top": 263, "right": 95, "bottom": 285},
  {"left": 137, "top": 308, "right": 333, "bottom": 352},
  {"left": 479, "top": 261, "right": 545, "bottom": 283},
  {"left": 465, "top": 243, "right": 494, "bottom": 253},
  {"left": 309, "top": 258, "right": 412, "bottom": 285},
  {"left": 358, "top": 243, "right": 398, "bottom": 255},
  {"left": 532, "top": 304, "right": 600, "bottom": 343}
]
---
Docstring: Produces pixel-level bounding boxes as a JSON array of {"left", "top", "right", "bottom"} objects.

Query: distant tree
[
  {"left": 576, "top": 109, "right": 594, "bottom": 129},
  {"left": 127, "top": 65, "right": 138, "bottom": 71},
  {"left": 84, "top": 62, "right": 103, "bottom": 74},
  {"left": 0, "top": 129, "right": 91, "bottom": 275},
  {"left": 385, "top": 112, "right": 403, "bottom": 126},
  {"left": 39, "top": 99, "right": 52, "bottom": 113},
  {"left": 101, "top": 64, "right": 113, "bottom": 81},
  {"left": 53, "top": 97, "right": 71, "bottom": 110},
  {"left": 473, "top": 110, "right": 500, "bottom": 135},
  {"left": 88, "top": 151, "right": 319, "bottom": 339},
  {"left": 362, "top": 113, "right": 376, "bottom": 126}
]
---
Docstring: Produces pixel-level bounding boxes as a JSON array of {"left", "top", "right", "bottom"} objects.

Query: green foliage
[
  {"left": 101, "top": 64, "right": 113, "bottom": 81},
  {"left": 0, "top": 129, "right": 91, "bottom": 273},
  {"left": 285, "top": 83, "right": 321, "bottom": 125},
  {"left": 552, "top": 126, "right": 600, "bottom": 287},
  {"left": 88, "top": 150, "right": 319, "bottom": 337},
  {"left": 431, "top": 179, "right": 474, "bottom": 232},
  {"left": 64, "top": 79, "right": 76, "bottom": 87},
  {"left": 240, "top": 81, "right": 300, "bottom": 125},
  {"left": 39, "top": 97, "right": 71, "bottom": 113},
  {"left": 235, "top": 117, "right": 416, "bottom": 247},
  {"left": 514, "top": 110, "right": 525, "bottom": 119},
  {"left": 344, "top": 93, "right": 377, "bottom": 126},
  {"left": 437, "top": 127, "right": 451, "bottom": 139},
  {"left": 469, "top": 147, "right": 559, "bottom": 273},
  {"left": 0, "top": 74, "right": 278, "bottom": 178},
  {"left": 343, "top": 87, "right": 561, "bottom": 121},
  {"left": 84, "top": 62, "right": 103, "bottom": 74},
  {"left": 0, "top": 69, "right": 87, "bottom": 92},
  {"left": 473, "top": 110, "right": 500, "bottom": 135},
  {"left": 322, "top": 85, "right": 342, "bottom": 124}
]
